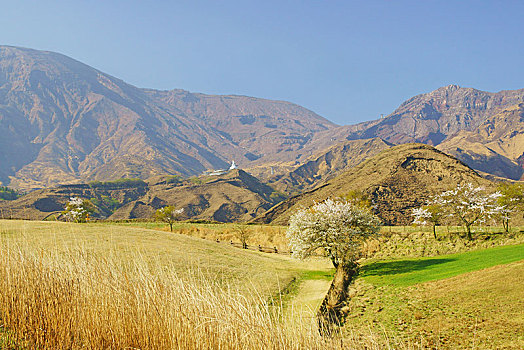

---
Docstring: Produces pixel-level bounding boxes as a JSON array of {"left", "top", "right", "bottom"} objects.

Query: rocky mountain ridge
[
  {"left": 437, "top": 103, "right": 524, "bottom": 180},
  {"left": 342, "top": 84, "right": 524, "bottom": 145},
  {"left": 0, "top": 46, "right": 335, "bottom": 190},
  {"left": 1, "top": 45, "right": 524, "bottom": 192}
]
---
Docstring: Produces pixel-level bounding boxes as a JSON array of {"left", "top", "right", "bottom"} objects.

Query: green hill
[{"left": 345, "top": 245, "right": 524, "bottom": 349}]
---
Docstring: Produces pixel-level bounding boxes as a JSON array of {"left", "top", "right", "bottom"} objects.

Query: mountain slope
[
  {"left": 437, "top": 103, "right": 524, "bottom": 180},
  {"left": 266, "top": 138, "right": 393, "bottom": 195},
  {"left": 0, "top": 46, "right": 335, "bottom": 190},
  {"left": 2, "top": 45, "right": 524, "bottom": 189},
  {"left": 342, "top": 84, "right": 524, "bottom": 145},
  {"left": 255, "top": 143, "right": 490, "bottom": 225}
]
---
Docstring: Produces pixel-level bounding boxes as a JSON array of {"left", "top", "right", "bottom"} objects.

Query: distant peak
[{"left": 436, "top": 84, "right": 461, "bottom": 92}]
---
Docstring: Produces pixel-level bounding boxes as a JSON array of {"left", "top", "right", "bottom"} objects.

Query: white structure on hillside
[{"left": 203, "top": 160, "right": 238, "bottom": 176}]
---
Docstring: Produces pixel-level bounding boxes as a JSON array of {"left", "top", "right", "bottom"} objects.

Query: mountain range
[
  {"left": 0, "top": 46, "right": 335, "bottom": 190},
  {"left": 1, "top": 45, "right": 524, "bottom": 192}
]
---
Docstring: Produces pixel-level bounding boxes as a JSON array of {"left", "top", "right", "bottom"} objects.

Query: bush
[
  {"left": 90, "top": 195, "right": 121, "bottom": 216},
  {"left": 0, "top": 186, "right": 21, "bottom": 201},
  {"left": 166, "top": 175, "right": 183, "bottom": 184}
]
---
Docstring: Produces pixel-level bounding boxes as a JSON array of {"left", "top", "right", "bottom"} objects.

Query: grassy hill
[
  {"left": 0, "top": 220, "right": 340, "bottom": 349},
  {"left": 266, "top": 138, "right": 392, "bottom": 195},
  {"left": 1, "top": 220, "right": 522, "bottom": 348},
  {"left": 256, "top": 143, "right": 490, "bottom": 225},
  {"left": 361, "top": 243, "right": 524, "bottom": 286},
  {"left": 0, "top": 220, "right": 325, "bottom": 293}
]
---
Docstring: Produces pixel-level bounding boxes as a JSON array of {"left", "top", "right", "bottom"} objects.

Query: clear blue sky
[{"left": 2, "top": 0, "right": 523, "bottom": 125}]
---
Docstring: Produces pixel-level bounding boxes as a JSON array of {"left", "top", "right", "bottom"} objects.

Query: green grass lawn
[{"left": 361, "top": 243, "right": 524, "bottom": 286}]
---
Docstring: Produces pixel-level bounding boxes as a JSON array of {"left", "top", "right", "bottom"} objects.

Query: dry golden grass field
[
  {"left": 0, "top": 220, "right": 369, "bottom": 349},
  {"left": 1, "top": 219, "right": 523, "bottom": 349}
]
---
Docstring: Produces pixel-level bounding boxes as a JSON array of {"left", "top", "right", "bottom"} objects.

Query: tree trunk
[
  {"left": 432, "top": 225, "right": 437, "bottom": 240},
  {"left": 169, "top": 223, "right": 173, "bottom": 232},
  {"left": 317, "top": 262, "right": 357, "bottom": 336},
  {"left": 503, "top": 219, "right": 509, "bottom": 233},
  {"left": 466, "top": 224, "right": 472, "bottom": 240}
]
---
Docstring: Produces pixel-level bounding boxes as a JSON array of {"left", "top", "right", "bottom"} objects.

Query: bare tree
[{"left": 234, "top": 225, "right": 252, "bottom": 249}]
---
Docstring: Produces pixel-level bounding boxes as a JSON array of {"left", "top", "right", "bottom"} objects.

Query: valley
[{"left": 1, "top": 45, "right": 524, "bottom": 349}]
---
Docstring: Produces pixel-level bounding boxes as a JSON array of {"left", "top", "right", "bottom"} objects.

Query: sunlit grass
[
  {"left": 360, "top": 243, "right": 524, "bottom": 286},
  {"left": 0, "top": 220, "right": 307, "bottom": 295},
  {"left": 0, "top": 220, "right": 372, "bottom": 349},
  {"left": 0, "top": 243, "right": 340, "bottom": 349},
  {"left": 344, "top": 260, "right": 524, "bottom": 349}
]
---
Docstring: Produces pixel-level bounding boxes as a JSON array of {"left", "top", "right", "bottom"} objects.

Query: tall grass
[{"left": 0, "top": 241, "right": 375, "bottom": 349}]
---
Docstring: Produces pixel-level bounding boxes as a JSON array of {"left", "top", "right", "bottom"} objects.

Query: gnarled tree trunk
[{"left": 317, "top": 262, "right": 358, "bottom": 335}]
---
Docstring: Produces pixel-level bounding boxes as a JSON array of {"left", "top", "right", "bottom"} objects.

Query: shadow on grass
[{"left": 360, "top": 258, "right": 457, "bottom": 277}]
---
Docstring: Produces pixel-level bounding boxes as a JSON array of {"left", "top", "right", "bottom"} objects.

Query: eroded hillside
[
  {"left": 0, "top": 169, "right": 282, "bottom": 222},
  {"left": 0, "top": 46, "right": 335, "bottom": 190},
  {"left": 255, "top": 143, "right": 491, "bottom": 225},
  {"left": 438, "top": 103, "right": 524, "bottom": 180}
]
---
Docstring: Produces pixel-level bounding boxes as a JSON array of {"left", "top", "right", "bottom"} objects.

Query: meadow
[
  {"left": 0, "top": 220, "right": 370, "bottom": 349},
  {"left": 1, "top": 219, "right": 523, "bottom": 349},
  {"left": 345, "top": 246, "right": 524, "bottom": 349}
]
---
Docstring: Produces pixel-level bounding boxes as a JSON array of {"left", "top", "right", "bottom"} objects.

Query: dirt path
[{"left": 285, "top": 278, "right": 332, "bottom": 321}]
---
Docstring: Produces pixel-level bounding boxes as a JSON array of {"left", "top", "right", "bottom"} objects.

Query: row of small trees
[
  {"left": 62, "top": 198, "right": 185, "bottom": 226},
  {"left": 64, "top": 183, "right": 523, "bottom": 242},
  {"left": 155, "top": 206, "right": 254, "bottom": 248},
  {"left": 412, "top": 183, "right": 524, "bottom": 239},
  {"left": 285, "top": 183, "right": 524, "bottom": 280}
]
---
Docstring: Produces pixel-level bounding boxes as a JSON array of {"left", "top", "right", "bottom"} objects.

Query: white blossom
[
  {"left": 413, "top": 183, "right": 502, "bottom": 239},
  {"left": 411, "top": 207, "right": 431, "bottom": 225},
  {"left": 64, "top": 197, "right": 91, "bottom": 222},
  {"left": 286, "top": 198, "right": 380, "bottom": 267}
]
